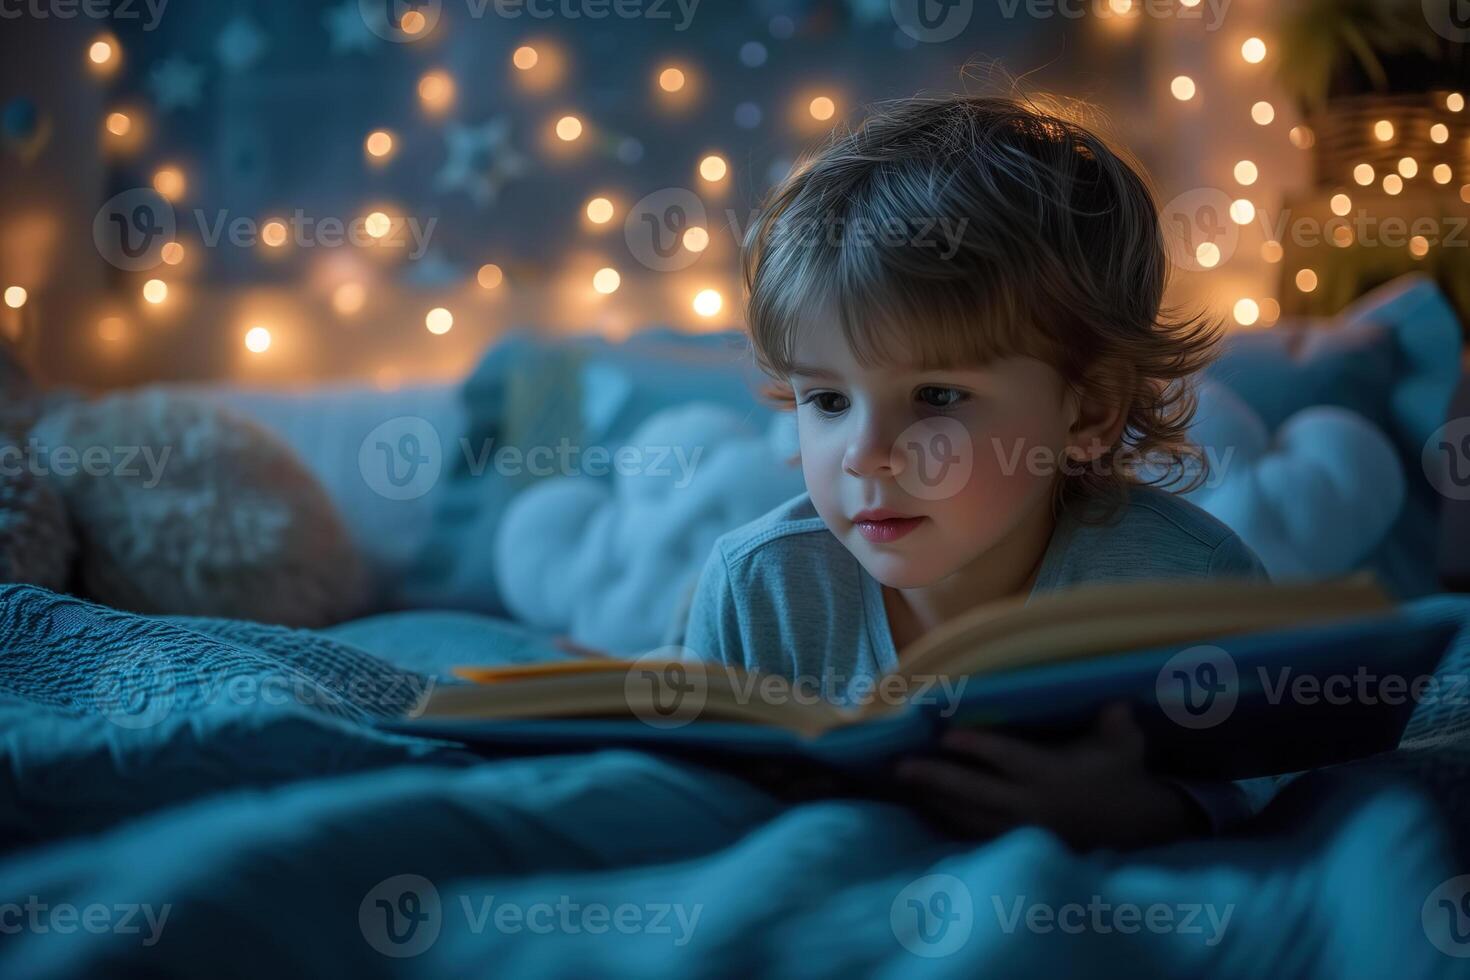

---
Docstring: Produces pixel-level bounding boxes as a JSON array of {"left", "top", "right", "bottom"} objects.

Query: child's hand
[{"left": 894, "top": 702, "right": 1208, "bottom": 849}]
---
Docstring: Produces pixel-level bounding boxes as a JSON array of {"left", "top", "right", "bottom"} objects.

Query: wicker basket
[{"left": 1305, "top": 91, "right": 1469, "bottom": 191}]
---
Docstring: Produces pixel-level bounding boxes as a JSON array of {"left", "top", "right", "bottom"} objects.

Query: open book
[{"left": 381, "top": 576, "right": 1456, "bottom": 779}]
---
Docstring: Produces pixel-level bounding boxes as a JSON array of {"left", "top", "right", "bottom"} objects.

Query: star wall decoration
[
  {"left": 322, "top": 1, "right": 380, "bottom": 55},
  {"left": 216, "top": 15, "right": 267, "bottom": 73},
  {"left": 433, "top": 117, "right": 531, "bottom": 207},
  {"left": 148, "top": 56, "right": 205, "bottom": 113}
]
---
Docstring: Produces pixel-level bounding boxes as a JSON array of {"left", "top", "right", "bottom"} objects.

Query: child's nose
[{"left": 842, "top": 415, "right": 906, "bottom": 478}]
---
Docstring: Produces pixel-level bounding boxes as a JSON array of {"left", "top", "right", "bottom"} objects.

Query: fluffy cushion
[
  {"left": 1207, "top": 273, "right": 1461, "bottom": 467},
  {"left": 1182, "top": 381, "right": 1406, "bottom": 579},
  {"left": 1207, "top": 274, "right": 1462, "bottom": 595},
  {"left": 493, "top": 403, "right": 804, "bottom": 653},
  {"left": 30, "top": 391, "right": 367, "bottom": 627},
  {"left": 408, "top": 328, "right": 775, "bottom": 616}
]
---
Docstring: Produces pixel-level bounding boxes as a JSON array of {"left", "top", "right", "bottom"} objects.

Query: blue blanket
[{"left": 3, "top": 584, "right": 1470, "bottom": 978}]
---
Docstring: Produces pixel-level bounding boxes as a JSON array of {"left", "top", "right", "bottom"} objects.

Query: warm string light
[
  {"left": 698, "top": 154, "right": 728, "bottom": 182},
  {"left": 3, "top": 286, "right": 26, "bottom": 309},
  {"left": 261, "top": 219, "right": 288, "bottom": 248},
  {"left": 399, "top": 10, "right": 427, "bottom": 35},
  {"left": 425, "top": 307, "right": 453, "bottom": 334},
  {"left": 1240, "top": 38, "right": 1267, "bottom": 65},
  {"left": 513, "top": 46, "right": 539, "bottom": 70},
  {"left": 152, "top": 166, "right": 186, "bottom": 200},
  {"left": 1233, "top": 298, "right": 1260, "bottom": 326},
  {"left": 692, "top": 288, "right": 722, "bottom": 317},
  {"left": 244, "top": 326, "right": 272, "bottom": 352},
  {"left": 585, "top": 197, "right": 615, "bottom": 224},
  {"left": 418, "top": 71, "right": 455, "bottom": 113},
  {"left": 142, "top": 279, "right": 167, "bottom": 304},
  {"left": 365, "top": 130, "right": 395, "bottom": 160},
  {"left": 1170, "top": 76, "right": 1196, "bottom": 102},
  {"left": 364, "top": 211, "right": 391, "bottom": 239},
  {"left": 477, "top": 263, "right": 505, "bottom": 289},
  {"left": 555, "top": 115, "right": 584, "bottom": 141},
  {"left": 592, "top": 267, "right": 620, "bottom": 294},
  {"left": 682, "top": 226, "right": 710, "bottom": 252}
]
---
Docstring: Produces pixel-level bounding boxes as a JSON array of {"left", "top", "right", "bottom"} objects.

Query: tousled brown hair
[{"left": 741, "top": 93, "right": 1221, "bottom": 517}]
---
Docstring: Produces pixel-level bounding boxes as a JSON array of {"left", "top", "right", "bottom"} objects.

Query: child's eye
[
  {"left": 802, "top": 392, "right": 850, "bottom": 415},
  {"left": 916, "top": 386, "right": 968, "bottom": 410}
]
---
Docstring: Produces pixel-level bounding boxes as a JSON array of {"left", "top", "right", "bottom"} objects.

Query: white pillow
[
  {"left": 1184, "top": 380, "right": 1406, "bottom": 579},
  {"left": 493, "top": 403, "right": 804, "bottom": 654}
]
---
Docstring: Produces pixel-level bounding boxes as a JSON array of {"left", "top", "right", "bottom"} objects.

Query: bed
[{"left": 3, "top": 273, "right": 1469, "bottom": 977}]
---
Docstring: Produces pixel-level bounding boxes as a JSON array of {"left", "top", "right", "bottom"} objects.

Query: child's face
[{"left": 788, "top": 321, "right": 1078, "bottom": 590}]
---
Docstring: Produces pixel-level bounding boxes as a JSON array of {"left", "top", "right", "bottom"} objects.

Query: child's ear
[{"left": 1064, "top": 364, "right": 1132, "bottom": 463}]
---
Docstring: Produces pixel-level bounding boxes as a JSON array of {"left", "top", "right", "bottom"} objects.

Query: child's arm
[{"left": 894, "top": 702, "right": 1213, "bottom": 849}]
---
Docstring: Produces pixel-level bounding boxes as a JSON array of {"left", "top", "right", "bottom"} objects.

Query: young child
[{"left": 682, "top": 94, "right": 1276, "bottom": 848}]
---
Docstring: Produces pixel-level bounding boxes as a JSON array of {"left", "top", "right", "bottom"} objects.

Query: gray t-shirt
[
  {"left": 678, "top": 485, "right": 1281, "bottom": 833},
  {"left": 682, "top": 485, "right": 1269, "bottom": 686}
]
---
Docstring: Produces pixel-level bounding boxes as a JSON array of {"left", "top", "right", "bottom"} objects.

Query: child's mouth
[{"left": 852, "top": 515, "right": 926, "bottom": 543}]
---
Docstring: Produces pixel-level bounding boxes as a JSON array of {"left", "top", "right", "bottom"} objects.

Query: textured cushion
[
  {"left": 183, "top": 382, "right": 464, "bottom": 608},
  {"left": 30, "top": 391, "right": 368, "bottom": 627},
  {"left": 0, "top": 339, "right": 75, "bottom": 592},
  {"left": 0, "top": 457, "right": 74, "bottom": 593}
]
